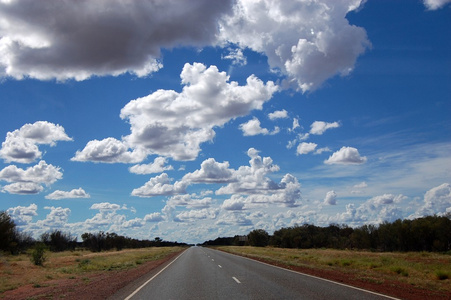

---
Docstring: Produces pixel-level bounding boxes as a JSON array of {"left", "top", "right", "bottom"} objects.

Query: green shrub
[
  {"left": 435, "top": 270, "right": 449, "bottom": 280},
  {"left": 30, "top": 243, "right": 47, "bottom": 266}
]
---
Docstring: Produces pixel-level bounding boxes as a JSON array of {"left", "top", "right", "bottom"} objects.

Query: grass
[
  {"left": 0, "top": 247, "right": 184, "bottom": 294},
  {"left": 215, "top": 246, "right": 451, "bottom": 294}
]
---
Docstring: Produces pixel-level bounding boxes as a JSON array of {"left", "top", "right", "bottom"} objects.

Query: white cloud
[
  {"left": 131, "top": 173, "right": 188, "bottom": 197},
  {"left": 268, "top": 109, "right": 288, "bottom": 120},
  {"left": 218, "top": 0, "right": 370, "bottom": 92},
  {"left": 351, "top": 181, "right": 368, "bottom": 194},
  {"left": 239, "top": 117, "right": 279, "bottom": 136},
  {"left": 296, "top": 142, "right": 317, "bottom": 155},
  {"left": 291, "top": 118, "right": 300, "bottom": 131},
  {"left": 2, "top": 182, "right": 44, "bottom": 194},
  {"left": 144, "top": 212, "right": 164, "bottom": 223},
  {"left": 72, "top": 137, "right": 147, "bottom": 163},
  {"left": 423, "top": 0, "right": 451, "bottom": 10},
  {"left": 174, "top": 208, "right": 219, "bottom": 222},
  {"left": 0, "top": 160, "right": 63, "bottom": 194},
  {"left": 324, "top": 146, "right": 367, "bottom": 165},
  {"left": 36, "top": 206, "right": 71, "bottom": 228},
  {"left": 354, "top": 181, "right": 368, "bottom": 189},
  {"left": 0, "top": 0, "right": 233, "bottom": 80},
  {"left": 309, "top": 121, "right": 340, "bottom": 135},
  {"left": 0, "top": 121, "right": 72, "bottom": 163},
  {"left": 45, "top": 188, "right": 90, "bottom": 200},
  {"left": 183, "top": 158, "right": 235, "bottom": 184},
  {"left": 216, "top": 148, "right": 281, "bottom": 195},
  {"left": 337, "top": 194, "right": 407, "bottom": 225},
  {"left": 120, "top": 63, "right": 277, "bottom": 161},
  {"left": 222, "top": 47, "right": 247, "bottom": 66},
  {"left": 7, "top": 203, "right": 38, "bottom": 226},
  {"left": 314, "top": 147, "right": 332, "bottom": 155},
  {"left": 90, "top": 202, "right": 123, "bottom": 212},
  {"left": 129, "top": 157, "right": 173, "bottom": 175},
  {"left": 324, "top": 190, "right": 337, "bottom": 205},
  {"left": 410, "top": 183, "right": 451, "bottom": 218},
  {"left": 222, "top": 195, "right": 246, "bottom": 211},
  {"left": 166, "top": 194, "right": 213, "bottom": 209}
]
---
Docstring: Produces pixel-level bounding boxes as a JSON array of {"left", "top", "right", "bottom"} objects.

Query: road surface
[{"left": 116, "top": 247, "right": 397, "bottom": 300}]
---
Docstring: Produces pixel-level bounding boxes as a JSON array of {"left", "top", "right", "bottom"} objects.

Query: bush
[
  {"left": 31, "top": 243, "right": 47, "bottom": 266},
  {"left": 435, "top": 270, "right": 450, "bottom": 280}
]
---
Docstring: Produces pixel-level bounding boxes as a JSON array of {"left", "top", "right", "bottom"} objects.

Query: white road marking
[
  {"left": 232, "top": 277, "right": 241, "bottom": 284},
  {"left": 221, "top": 250, "right": 399, "bottom": 300},
  {"left": 218, "top": 265, "right": 222, "bottom": 268},
  {"left": 211, "top": 258, "right": 214, "bottom": 261},
  {"left": 124, "top": 249, "right": 187, "bottom": 300}
]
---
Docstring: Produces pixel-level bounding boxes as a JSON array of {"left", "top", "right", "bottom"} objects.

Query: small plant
[
  {"left": 30, "top": 243, "right": 47, "bottom": 266},
  {"left": 391, "top": 266, "right": 408, "bottom": 277},
  {"left": 435, "top": 270, "right": 449, "bottom": 280}
]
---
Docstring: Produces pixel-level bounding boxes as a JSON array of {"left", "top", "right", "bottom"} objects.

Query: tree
[
  {"left": 41, "top": 230, "right": 77, "bottom": 252},
  {"left": 248, "top": 229, "right": 269, "bottom": 247},
  {"left": 0, "top": 211, "right": 16, "bottom": 253}
]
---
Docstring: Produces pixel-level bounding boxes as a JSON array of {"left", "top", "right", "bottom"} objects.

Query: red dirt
[
  {"left": 1, "top": 251, "right": 182, "bottom": 300},
  {"left": 2, "top": 249, "right": 450, "bottom": 300}
]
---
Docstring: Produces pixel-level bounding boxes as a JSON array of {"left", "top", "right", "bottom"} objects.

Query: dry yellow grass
[
  {"left": 0, "top": 247, "right": 184, "bottom": 294},
  {"left": 216, "top": 246, "right": 451, "bottom": 294}
]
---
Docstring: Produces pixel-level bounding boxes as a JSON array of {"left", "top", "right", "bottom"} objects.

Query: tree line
[
  {"left": 201, "top": 215, "right": 451, "bottom": 252},
  {"left": 0, "top": 210, "right": 187, "bottom": 255}
]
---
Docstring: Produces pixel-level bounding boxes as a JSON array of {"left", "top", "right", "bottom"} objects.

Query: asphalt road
[{"left": 118, "top": 247, "right": 398, "bottom": 300}]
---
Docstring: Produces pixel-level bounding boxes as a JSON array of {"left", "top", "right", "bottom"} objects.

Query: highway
[{"left": 116, "top": 247, "right": 397, "bottom": 300}]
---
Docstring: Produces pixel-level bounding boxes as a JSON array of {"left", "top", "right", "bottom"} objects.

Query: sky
[{"left": 0, "top": 0, "right": 450, "bottom": 244}]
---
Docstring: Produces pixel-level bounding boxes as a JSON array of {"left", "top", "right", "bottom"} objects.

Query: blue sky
[{"left": 0, "top": 0, "right": 450, "bottom": 244}]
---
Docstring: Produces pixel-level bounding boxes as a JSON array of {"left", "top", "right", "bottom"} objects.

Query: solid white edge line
[
  {"left": 124, "top": 249, "right": 187, "bottom": 300},
  {"left": 213, "top": 249, "right": 400, "bottom": 300}
]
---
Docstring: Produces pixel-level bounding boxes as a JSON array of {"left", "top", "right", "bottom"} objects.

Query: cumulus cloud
[
  {"left": 131, "top": 173, "right": 187, "bottom": 197},
  {"left": 129, "top": 157, "right": 173, "bottom": 175},
  {"left": 324, "top": 146, "right": 367, "bottom": 165},
  {"left": 36, "top": 206, "right": 71, "bottom": 228},
  {"left": 423, "top": 0, "right": 451, "bottom": 10},
  {"left": 166, "top": 194, "right": 213, "bottom": 209},
  {"left": 411, "top": 183, "right": 451, "bottom": 218},
  {"left": 268, "top": 109, "right": 288, "bottom": 120},
  {"left": 309, "top": 121, "right": 340, "bottom": 135},
  {"left": 239, "top": 117, "right": 279, "bottom": 136},
  {"left": 218, "top": 0, "right": 370, "bottom": 92},
  {"left": 45, "top": 188, "right": 90, "bottom": 200},
  {"left": 0, "top": 160, "right": 62, "bottom": 194},
  {"left": 296, "top": 142, "right": 317, "bottom": 155},
  {"left": 2, "top": 182, "right": 43, "bottom": 194},
  {"left": 0, "top": 121, "right": 72, "bottom": 163},
  {"left": 120, "top": 63, "right": 277, "bottom": 161},
  {"left": 144, "top": 212, "right": 164, "bottom": 223},
  {"left": 216, "top": 148, "right": 281, "bottom": 195},
  {"left": 90, "top": 202, "right": 124, "bottom": 212},
  {"left": 0, "top": 0, "right": 233, "bottom": 81},
  {"left": 183, "top": 158, "right": 235, "bottom": 184},
  {"left": 7, "top": 203, "right": 38, "bottom": 226},
  {"left": 324, "top": 190, "right": 337, "bottom": 205},
  {"left": 174, "top": 208, "right": 219, "bottom": 222},
  {"left": 338, "top": 194, "right": 406, "bottom": 225},
  {"left": 72, "top": 137, "right": 147, "bottom": 163}
]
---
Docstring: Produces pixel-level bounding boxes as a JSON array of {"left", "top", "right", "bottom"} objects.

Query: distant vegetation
[
  {"left": 201, "top": 214, "right": 451, "bottom": 252},
  {"left": 0, "top": 210, "right": 187, "bottom": 265}
]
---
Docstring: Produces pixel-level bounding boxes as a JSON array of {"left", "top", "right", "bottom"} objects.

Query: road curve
[{"left": 116, "top": 246, "right": 398, "bottom": 300}]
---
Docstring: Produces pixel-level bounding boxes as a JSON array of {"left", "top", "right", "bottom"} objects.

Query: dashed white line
[
  {"left": 232, "top": 277, "right": 241, "bottom": 284},
  {"left": 211, "top": 259, "right": 215, "bottom": 261},
  {"left": 218, "top": 265, "right": 222, "bottom": 268}
]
